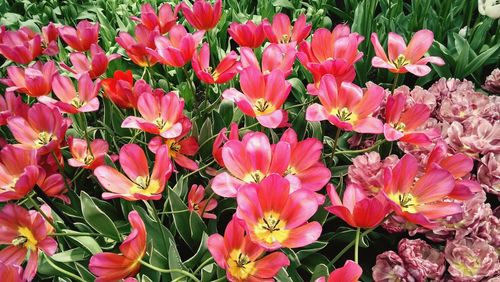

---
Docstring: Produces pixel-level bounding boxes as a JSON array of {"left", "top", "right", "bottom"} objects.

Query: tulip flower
[
  {"left": 0, "top": 92, "right": 28, "bottom": 126},
  {"left": 315, "top": 260, "right": 363, "bottom": 282},
  {"left": 384, "top": 92, "right": 440, "bottom": 145},
  {"left": 192, "top": 43, "right": 240, "bottom": 84},
  {"left": 122, "top": 91, "right": 186, "bottom": 138},
  {"left": 44, "top": 73, "right": 101, "bottom": 114},
  {"left": 116, "top": 24, "right": 160, "bottom": 67},
  {"left": 383, "top": 154, "right": 462, "bottom": 228},
  {"left": 0, "top": 262, "right": 23, "bottom": 282},
  {"left": 37, "top": 172, "right": 69, "bottom": 204},
  {"left": 7, "top": 103, "right": 69, "bottom": 154},
  {"left": 3, "top": 61, "right": 57, "bottom": 97},
  {"left": 89, "top": 211, "right": 146, "bottom": 282},
  {"left": 236, "top": 174, "right": 322, "bottom": 250},
  {"left": 94, "top": 144, "right": 172, "bottom": 201},
  {"left": 223, "top": 67, "right": 291, "bottom": 128},
  {"left": 371, "top": 30, "right": 445, "bottom": 76},
  {"left": 239, "top": 44, "right": 297, "bottom": 77},
  {"left": 0, "top": 26, "right": 42, "bottom": 64},
  {"left": 298, "top": 25, "right": 364, "bottom": 90},
  {"left": 306, "top": 75, "right": 385, "bottom": 134},
  {"left": 148, "top": 118, "right": 199, "bottom": 171},
  {"left": 131, "top": 3, "right": 178, "bottom": 34},
  {"left": 325, "top": 183, "right": 389, "bottom": 228},
  {"left": 188, "top": 184, "right": 217, "bottom": 219},
  {"left": 262, "top": 13, "right": 311, "bottom": 45},
  {"left": 211, "top": 132, "right": 291, "bottom": 197},
  {"left": 147, "top": 24, "right": 204, "bottom": 67},
  {"left": 0, "top": 204, "right": 57, "bottom": 281},
  {"left": 59, "top": 20, "right": 99, "bottom": 51},
  {"left": 0, "top": 145, "right": 41, "bottom": 201},
  {"left": 67, "top": 137, "right": 111, "bottom": 170},
  {"left": 208, "top": 217, "right": 290, "bottom": 282},
  {"left": 180, "top": 0, "right": 222, "bottom": 31},
  {"left": 41, "top": 22, "right": 59, "bottom": 56},
  {"left": 101, "top": 70, "right": 151, "bottom": 109},
  {"left": 212, "top": 123, "right": 239, "bottom": 167},
  {"left": 61, "top": 44, "right": 120, "bottom": 79},
  {"left": 228, "top": 20, "right": 266, "bottom": 48}
]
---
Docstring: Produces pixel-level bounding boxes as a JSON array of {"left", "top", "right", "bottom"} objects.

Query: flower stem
[
  {"left": 50, "top": 151, "right": 71, "bottom": 191},
  {"left": 193, "top": 257, "right": 214, "bottom": 274},
  {"left": 200, "top": 192, "right": 215, "bottom": 218},
  {"left": 327, "top": 227, "right": 375, "bottom": 267},
  {"left": 34, "top": 186, "right": 76, "bottom": 230},
  {"left": 44, "top": 254, "right": 86, "bottom": 282},
  {"left": 331, "top": 128, "right": 341, "bottom": 165},
  {"left": 51, "top": 232, "right": 109, "bottom": 237},
  {"left": 334, "top": 140, "right": 386, "bottom": 155},
  {"left": 27, "top": 194, "right": 59, "bottom": 231},
  {"left": 391, "top": 73, "right": 400, "bottom": 93},
  {"left": 354, "top": 227, "right": 361, "bottom": 263},
  {"left": 140, "top": 260, "right": 201, "bottom": 282}
]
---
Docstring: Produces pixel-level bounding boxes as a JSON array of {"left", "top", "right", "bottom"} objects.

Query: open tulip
[
  {"left": 0, "top": 262, "right": 23, "bottom": 282},
  {"left": 116, "top": 24, "right": 160, "bottom": 67},
  {"left": 0, "top": 26, "right": 42, "bottom": 64},
  {"left": 223, "top": 67, "right": 291, "bottom": 128},
  {"left": 236, "top": 174, "right": 322, "bottom": 250},
  {"left": 371, "top": 30, "right": 445, "bottom": 76},
  {"left": 212, "top": 123, "right": 239, "bottom": 167},
  {"left": 89, "top": 211, "right": 146, "bottom": 282},
  {"left": 315, "top": 260, "right": 363, "bottom": 282},
  {"left": 41, "top": 22, "right": 59, "bottom": 56},
  {"left": 239, "top": 44, "right": 297, "bottom": 77},
  {"left": 122, "top": 91, "right": 186, "bottom": 138},
  {"left": 325, "top": 183, "right": 389, "bottom": 228},
  {"left": 262, "top": 13, "right": 311, "bottom": 45},
  {"left": 0, "top": 145, "right": 41, "bottom": 201},
  {"left": 383, "top": 154, "right": 462, "bottom": 228},
  {"left": 192, "top": 43, "right": 240, "bottom": 84},
  {"left": 0, "top": 92, "right": 28, "bottom": 126},
  {"left": 101, "top": 70, "right": 152, "bottom": 109},
  {"left": 131, "top": 3, "right": 178, "bottom": 34},
  {"left": 211, "top": 132, "right": 291, "bottom": 197},
  {"left": 180, "top": 0, "right": 222, "bottom": 31},
  {"left": 67, "top": 137, "right": 111, "bottom": 170},
  {"left": 37, "top": 172, "right": 69, "bottom": 204},
  {"left": 208, "top": 217, "right": 290, "bottom": 282},
  {"left": 228, "top": 20, "right": 265, "bottom": 48},
  {"left": 188, "top": 184, "right": 217, "bottom": 219},
  {"left": 384, "top": 92, "right": 439, "bottom": 145},
  {"left": 4, "top": 61, "right": 57, "bottom": 97},
  {"left": 45, "top": 73, "right": 101, "bottom": 114},
  {"left": 59, "top": 20, "right": 99, "bottom": 51},
  {"left": 147, "top": 24, "right": 204, "bottom": 67},
  {"left": 94, "top": 144, "right": 172, "bottom": 201},
  {"left": 306, "top": 75, "right": 384, "bottom": 134},
  {"left": 0, "top": 204, "right": 57, "bottom": 281},
  {"left": 61, "top": 44, "right": 120, "bottom": 79}
]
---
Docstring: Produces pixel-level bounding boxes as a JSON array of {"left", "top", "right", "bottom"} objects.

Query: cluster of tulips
[{"left": 0, "top": 0, "right": 498, "bottom": 281}]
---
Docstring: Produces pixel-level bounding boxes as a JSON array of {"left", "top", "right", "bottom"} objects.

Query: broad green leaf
[
  {"left": 52, "top": 248, "right": 89, "bottom": 263},
  {"left": 80, "top": 191, "right": 121, "bottom": 240}
]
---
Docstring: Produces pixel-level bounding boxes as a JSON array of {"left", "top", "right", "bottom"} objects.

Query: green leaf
[
  {"left": 80, "top": 191, "right": 121, "bottom": 240},
  {"left": 52, "top": 248, "right": 89, "bottom": 263},
  {"left": 464, "top": 43, "right": 500, "bottom": 77},
  {"left": 310, "top": 264, "right": 330, "bottom": 282},
  {"left": 168, "top": 239, "right": 185, "bottom": 280},
  {"left": 64, "top": 231, "right": 103, "bottom": 254}
]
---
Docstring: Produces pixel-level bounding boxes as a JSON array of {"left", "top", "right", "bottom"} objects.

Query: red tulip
[
  {"left": 59, "top": 20, "right": 99, "bottom": 51},
  {"left": 0, "top": 26, "right": 42, "bottom": 64},
  {"left": 180, "top": 0, "right": 222, "bottom": 31},
  {"left": 4, "top": 61, "right": 57, "bottom": 97},
  {"left": 131, "top": 3, "right": 178, "bottom": 34},
  {"left": 37, "top": 172, "right": 69, "bottom": 204},
  {"left": 228, "top": 20, "right": 265, "bottom": 48},
  {"left": 61, "top": 44, "right": 120, "bottom": 79},
  {"left": 192, "top": 43, "right": 240, "bottom": 84},
  {"left": 262, "top": 13, "right": 311, "bottom": 45},
  {"left": 0, "top": 262, "right": 23, "bottom": 282},
  {"left": 0, "top": 145, "right": 41, "bottom": 201},
  {"left": 101, "top": 70, "right": 151, "bottom": 109},
  {"left": 187, "top": 184, "right": 217, "bottom": 219},
  {"left": 116, "top": 24, "right": 160, "bottom": 67}
]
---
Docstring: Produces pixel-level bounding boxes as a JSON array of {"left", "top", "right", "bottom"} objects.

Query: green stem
[
  {"left": 333, "top": 140, "right": 386, "bottom": 155},
  {"left": 193, "top": 257, "right": 214, "bottom": 274},
  {"left": 327, "top": 227, "right": 375, "bottom": 267},
  {"left": 354, "top": 227, "right": 360, "bottom": 263},
  {"left": 145, "top": 200, "right": 169, "bottom": 258},
  {"left": 199, "top": 192, "right": 215, "bottom": 218},
  {"left": 44, "top": 254, "right": 86, "bottom": 282},
  {"left": 331, "top": 128, "right": 341, "bottom": 165},
  {"left": 140, "top": 260, "right": 201, "bottom": 282},
  {"left": 51, "top": 232, "right": 109, "bottom": 237},
  {"left": 34, "top": 186, "right": 77, "bottom": 230},
  {"left": 158, "top": 209, "right": 190, "bottom": 215},
  {"left": 51, "top": 151, "right": 71, "bottom": 192},
  {"left": 27, "top": 194, "right": 58, "bottom": 231},
  {"left": 185, "top": 160, "right": 216, "bottom": 178},
  {"left": 391, "top": 73, "right": 400, "bottom": 93}
]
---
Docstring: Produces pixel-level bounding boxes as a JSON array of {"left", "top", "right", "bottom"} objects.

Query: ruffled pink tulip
[
  {"left": 188, "top": 184, "right": 217, "bottom": 219},
  {"left": 180, "top": 0, "right": 222, "bottom": 31},
  {"left": 131, "top": 3, "right": 178, "bottom": 34},
  {"left": 4, "top": 61, "right": 57, "bottom": 97},
  {"left": 59, "top": 20, "right": 99, "bottom": 51},
  {"left": 116, "top": 24, "right": 160, "bottom": 67},
  {"left": 208, "top": 217, "right": 290, "bottom": 282},
  {"left": 223, "top": 67, "right": 291, "bottom": 128},
  {"left": 192, "top": 43, "right": 240, "bottom": 84},
  {"left": 371, "top": 30, "right": 445, "bottom": 76},
  {"left": 306, "top": 75, "right": 384, "bottom": 134},
  {"left": 89, "top": 211, "right": 146, "bottom": 282},
  {"left": 61, "top": 44, "right": 120, "bottom": 79},
  {"left": 0, "top": 145, "right": 41, "bottom": 201},
  {"left": 67, "top": 137, "right": 111, "bottom": 170},
  {"left": 0, "top": 26, "right": 42, "bottom": 64},
  {"left": 239, "top": 44, "right": 297, "bottom": 77},
  {"left": 262, "top": 13, "right": 311, "bottom": 45},
  {"left": 147, "top": 24, "right": 204, "bottom": 67},
  {"left": 236, "top": 174, "right": 322, "bottom": 250},
  {"left": 228, "top": 20, "right": 265, "bottom": 48},
  {"left": 94, "top": 144, "right": 172, "bottom": 201},
  {"left": 316, "top": 260, "right": 363, "bottom": 282},
  {"left": 44, "top": 73, "right": 100, "bottom": 114}
]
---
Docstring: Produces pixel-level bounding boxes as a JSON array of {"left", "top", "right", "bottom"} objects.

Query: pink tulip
[
  {"left": 7, "top": 103, "right": 69, "bottom": 154},
  {"left": 0, "top": 145, "right": 41, "bottom": 201},
  {"left": 0, "top": 92, "right": 28, "bottom": 126},
  {"left": 122, "top": 91, "right": 186, "bottom": 138},
  {"left": 384, "top": 92, "right": 439, "bottom": 145},
  {"left": 116, "top": 24, "right": 160, "bottom": 67},
  {"left": 262, "top": 13, "right": 311, "bottom": 45},
  {"left": 211, "top": 131, "right": 291, "bottom": 197},
  {"left": 61, "top": 44, "right": 120, "bottom": 79},
  {"left": 4, "top": 61, "right": 57, "bottom": 97},
  {"left": 212, "top": 123, "right": 239, "bottom": 167},
  {"left": 0, "top": 204, "right": 57, "bottom": 281},
  {"left": 0, "top": 262, "right": 23, "bottom": 282},
  {"left": 239, "top": 43, "right": 297, "bottom": 77},
  {"left": 0, "top": 26, "right": 42, "bottom": 64},
  {"left": 147, "top": 24, "right": 204, "bottom": 67},
  {"left": 371, "top": 30, "right": 445, "bottom": 76},
  {"left": 306, "top": 75, "right": 385, "bottom": 134},
  {"left": 208, "top": 217, "right": 290, "bottom": 282},
  {"left": 37, "top": 172, "right": 69, "bottom": 204},
  {"left": 326, "top": 183, "right": 389, "bottom": 228},
  {"left": 188, "top": 184, "right": 217, "bottom": 219},
  {"left": 228, "top": 20, "right": 266, "bottom": 48},
  {"left": 131, "top": 3, "right": 178, "bottom": 34},
  {"left": 236, "top": 174, "right": 322, "bottom": 250},
  {"left": 94, "top": 144, "right": 172, "bottom": 201},
  {"left": 41, "top": 22, "right": 59, "bottom": 56},
  {"left": 315, "top": 260, "right": 363, "bottom": 282},
  {"left": 383, "top": 154, "right": 462, "bottom": 228},
  {"left": 59, "top": 20, "right": 99, "bottom": 51},
  {"left": 67, "top": 137, "right": 111, "bottom": 170},
  {"left": 192, "top": 43, "right": 240, "bottom": 84},
  {"left": 101, "top": 70, "right": 152, "bottom": 109},
  {"left": 89, "top": 211, "right": 146, "bottom": 282},
  {"left": 223, "top": 67, "right": 291, "bottom": 128},
  {"left": 180, "top": 0, "right": 222, "bottom": 31}
]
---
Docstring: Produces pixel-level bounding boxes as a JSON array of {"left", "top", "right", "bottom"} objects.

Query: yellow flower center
[
  {"left": 34, "top": 132, "right": 54, "bottom": 148},
  {"left": 83, "top": 150, "right": 95, "bottom": 165},
  {"left": 285, "top": 166, "right": 297, "bottom": 175},
  {"left": 14, "top": 226, "right": 38, "bottom": 251},
  {"left": 242, "top": 170, "right": 266, "bottom": 183},
  {"left": 253, "top": 98, "right": 275, "bottom": 116},
  {"left": 331, "top": 107, "right": 358, "bottom": 123},
  {"left": 253, "top": 211, "right": 290, "bottom": 245},
  {"left": 153, "top": 117, "right": 172, "bottom": 133},
  {"left": 389, "top": 192, "right": 419, "bottom": 213},
  {"left": 227, "top": 249, "right": 257, "bottom": 280},
  {"left": 130, "top": 176, "right": 160, "bottom": 195},
  {"left": 279, "top": 34, "right": 290, "bottom": 44},
  {"left": 394, "top": 122, "right": 406, "bottom": 132},
  {"left": 391, "top": 54, "right": 411, "bottom": 69},
  {"left": 3, "top": 177, "right": 19, "bottom": 191},
  {"left": 165, "top": 139, "right": 181, "bottom": 158},
  {"left": 70, "top": 97, "right": 86, "bottom": 108}
]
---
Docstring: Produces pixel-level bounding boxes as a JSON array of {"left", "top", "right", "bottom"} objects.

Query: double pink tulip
[
  {"left": 0, "top": 145, "right": 41, "bottom": 201},
  {"left": 67, "top": 137, "right": 112, "bottom": 170},
  {"left": 187, "top": 184, "right": 217, "bottom": 219},
  {"left": 239, "top": 44, "right": 297, "bottom": 77}
]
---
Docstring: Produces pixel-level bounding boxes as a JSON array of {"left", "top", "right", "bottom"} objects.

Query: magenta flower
[
  {"left": 239, "top": 43, "right": 297, "bottom": 77},
  {"left": 59, "top": 20, "right": 99, "bottom": 51},
  {"left": 398, "top": 238, "right": 445, "bottom": 281},
  {"left": 61, "top": 44, "right": 120, "bottom": 79},
  {"left": 372, "top": 251, "right": 415, "bottom": 282},
  {"left": 228, "top": 20, "right": 266, "bottom": 48},
  {"left": 192, "top": 43, "right": 240, "bottom": 84},
  {"left": 262, "top": 13, "right": 311, "bottom": 45}
]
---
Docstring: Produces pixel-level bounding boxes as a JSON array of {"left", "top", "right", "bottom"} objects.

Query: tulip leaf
[
  {"left": 51, "top": 248, "right": 89, "bottom": 263},
  {"left": 80, "top": 191, "right": 121, "bottom": 240}
]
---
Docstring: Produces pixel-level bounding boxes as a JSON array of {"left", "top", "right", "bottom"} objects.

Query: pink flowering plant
[{"left": 0, "top": 0, "right": 498, "bottom": 281}]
